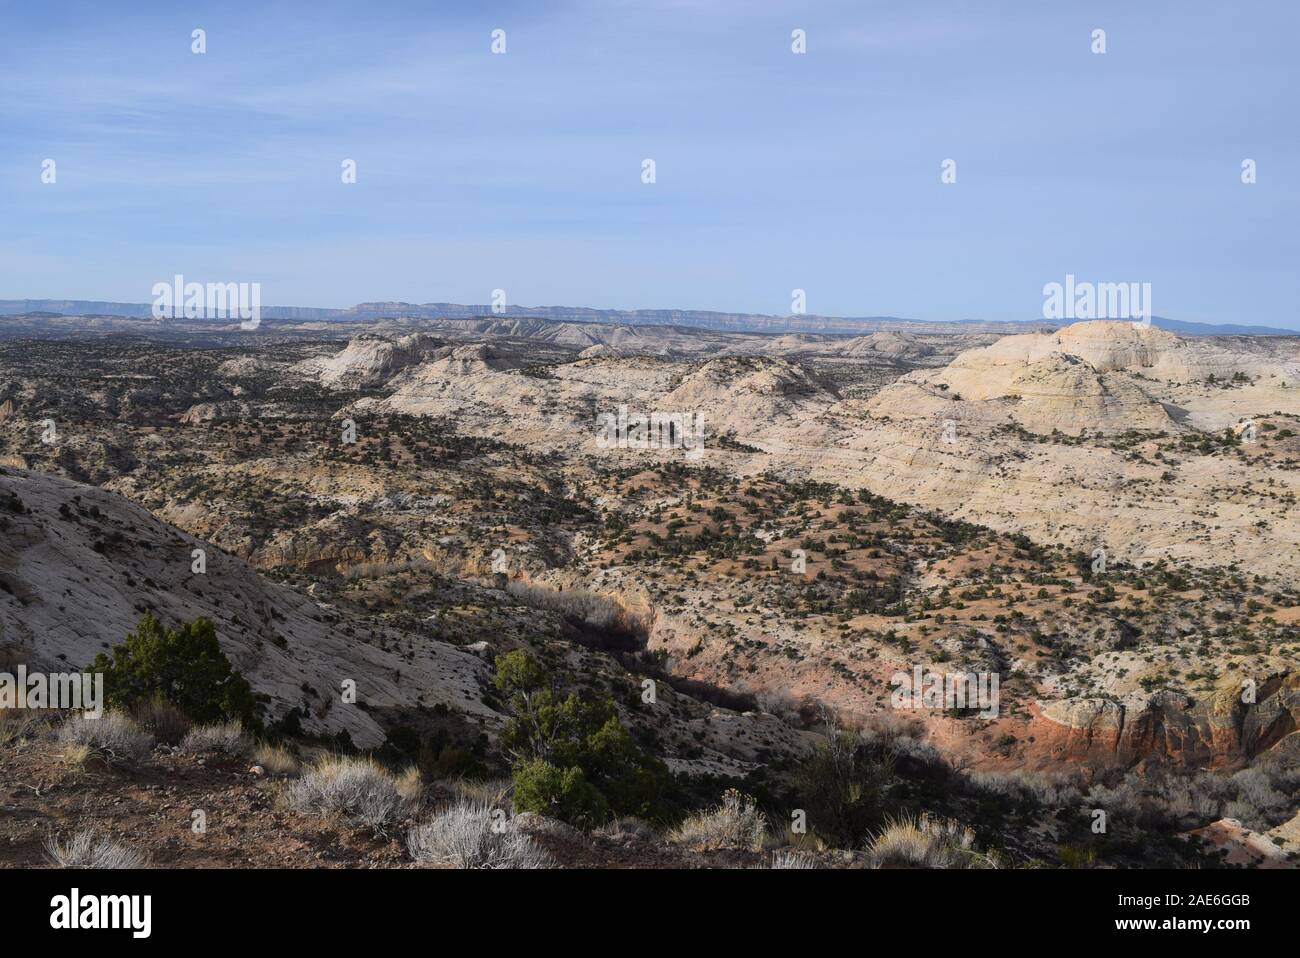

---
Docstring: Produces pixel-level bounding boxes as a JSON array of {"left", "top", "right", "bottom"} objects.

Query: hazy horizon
[
  {"left": 1, "top": 295, "right": 1295, "bottom": 335},
  {"left": 3, "top": 0, "right": 1298, "bottom": 328}
]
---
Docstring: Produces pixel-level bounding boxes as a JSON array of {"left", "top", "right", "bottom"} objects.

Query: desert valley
[{"left": 1, "top": 309, "right": 1297, "bottom": 870}]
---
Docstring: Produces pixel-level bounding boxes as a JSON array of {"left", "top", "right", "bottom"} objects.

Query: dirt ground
[{"left": 0, "top": 739, "right": 851, "bottom": 870}]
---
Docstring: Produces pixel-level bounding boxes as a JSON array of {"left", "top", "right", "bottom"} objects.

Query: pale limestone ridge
[
  {"left": 838, "top": 331, "right": 936, "bottom": 360},
  {"left": 931, "top": 320, "right": 1282, "bottom": 388},
  {"left": 294, "top": 332, "right": 446, "bottom": 388},
  {"left": 661, "top": 357, "right": 836, "bottom": 436}
]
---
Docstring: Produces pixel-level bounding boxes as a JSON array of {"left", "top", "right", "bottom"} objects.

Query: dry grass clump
[
  {"left": 596, "top": 817, "right": 658, "bottom": 842},
  {"left": 766, "top": 850, "right": 820, "bottom": 869},
  {"left": 57, "top": 711, "right": 153, "bottom": 764},
  {"left": 445, "top": 777, "right": 512, "bottom": 807},
  {"left": 180, "top": 720, "right": 248, "bottom": 756},
  {"left": 781, "top": 827, "right": 827, "bottom": 852},
  {"left": 253, "top": 742, "right": 300, "bottom": 776},
  {"left": 284, "top": 755, "right": 407, "bottom": 830},
  {"left": 61, "top": 742, "right": 94, "bottom": 766},
  {"left": 0, "top": 708, "right": 50, "bottom": 747},
  {"left": 1057, "top": 843, "right": 1098, "bottom": 868},
  {"left": 396, "top": 766, "right": 424, "bottom": 802},
  {"left": 406, "top": 800, "right": 555, "bottom": 869},
  {"left": 131, "top": 696, "right": 191, "bottom": 746},
  {"left": 865, "top": 813, "right": 1001, "bottom": 869},
  {"left": 670, "top": 789, "right": 769, "bottom": 852},
  {"left": 45, "top": 828, "right": 150, "bottom": 869}
]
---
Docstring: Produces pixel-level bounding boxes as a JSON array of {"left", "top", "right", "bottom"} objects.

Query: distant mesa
[{"left": 4, "top": 299, "right": 1293, "bottom": 337}]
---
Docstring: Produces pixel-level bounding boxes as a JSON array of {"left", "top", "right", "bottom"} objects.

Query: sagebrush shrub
[
  {"left": 865, "top": 813, "right": 1000, "bottom": 869},
  {"left": 969, "top": 769, "right": 1084, "bottom": 808},
  {"left": 768, "top": 850, "right": 819, "bottom": 869},
  {"left": 45, "top": 829, "right": 149, "bottom": 869},
  {"left": 670, "top": 789, "right": 769, "bottom": 851},
  {"left": 57, "top": 711, "right": 153, "bottom": 762},
  {"left": 285, "top": 756, "right": 406, "bottom": 830},
  {"left": 406, "top": 800, "right": 554, "bottom": 869},
  {"left": 180, "top": 720, "right": 248, "bottom": 756}
]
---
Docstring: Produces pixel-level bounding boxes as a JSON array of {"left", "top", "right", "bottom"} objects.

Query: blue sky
[{"left": 1, "top": 0, "right": 1297, "bottom": 327}]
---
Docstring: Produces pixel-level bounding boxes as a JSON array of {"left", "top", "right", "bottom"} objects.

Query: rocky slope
[
  {"left": 0, "top": 467, "right": 493, "bottom": 747},
  {"left": 0, "top": 461, "right": 812, "bottom": 782}
]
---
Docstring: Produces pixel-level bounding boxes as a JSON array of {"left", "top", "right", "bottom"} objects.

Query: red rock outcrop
[{"left": 1032, "top": 674, "right": 1300, "bottom": 768}]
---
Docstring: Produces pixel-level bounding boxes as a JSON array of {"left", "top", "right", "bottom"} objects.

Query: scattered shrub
[
  {"left": 285, "top": 756, "right": 406, "bottom": 830},
  {"left": 865, "top": 813, "right": 999, "bottom": 869},
  {"left": 131, "top": 695, "right": 191, "bottom": 746},
  {"left": 495, "top": 650, "right": 671, "bottom": 828},
  {"left": 505, "top": 580, "right": 647, "bottom": 635},
  {"left": 767, "top": 850, "right": 819, "bottom": 869},
  {"left": 57, "top": 711, "right": 153, "bottom": 763},
  {"left": 0, "top": 708, "right": 49, "bottom": 747},
  {"left": 860, "top": 719, "right": 945, "bottom": 769},
  {"left": 45, "top": 829, "right": 149, "bottom": 869},
  {"left": 406, "top": 800, "right": 554, "bottom": 869},
  {"left": 1226, "top": 768, "right": 1290, "bottom": 828},
  {"left": 252, "top": 742, "right": 300, "bottom": 776},
  {"left": 91, "top": 613, "right": 259, "bottom": 727},
  {"left": 511, "top": 758, "right": 609, "bottom": 830},
  {"left": 670, "top": 789, "right": 769, "bottom": 851},
  {"left": 796, "top": 726, "right": 893, "bottom": 845},
  {"left": 969, "top": 769, "right": 1084, "bottom": 808},
  {"left": 180, "top": 720, "right": 248, "bottom": 756}
]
